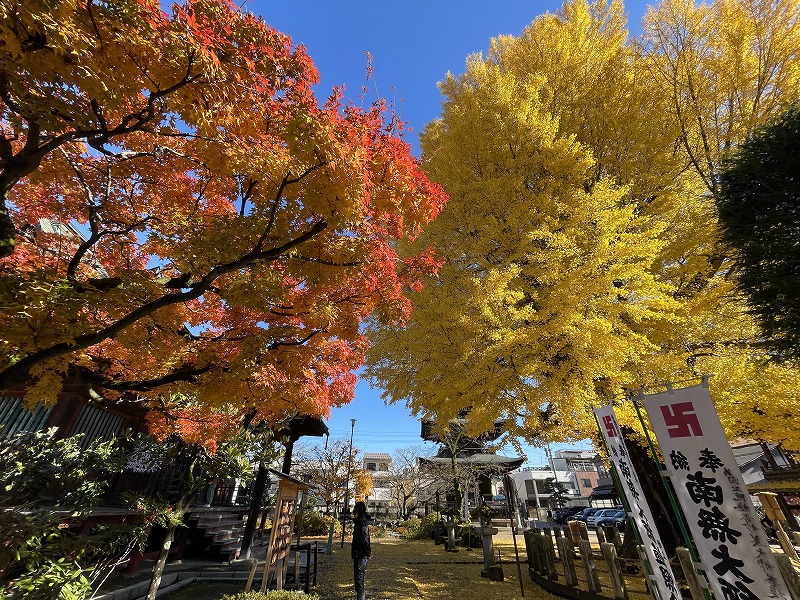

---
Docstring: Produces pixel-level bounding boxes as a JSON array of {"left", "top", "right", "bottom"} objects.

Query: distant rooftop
[{"left": 363, "top": 452, "right": 392, "bottom": 460}]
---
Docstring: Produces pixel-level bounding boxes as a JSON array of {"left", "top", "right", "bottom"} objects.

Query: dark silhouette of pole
[
  {"left": 240, "top": 461, "right": 270, "bottom": 559},
  {"left": 340, "top": 418, "right": 356, "bottom": 548}
]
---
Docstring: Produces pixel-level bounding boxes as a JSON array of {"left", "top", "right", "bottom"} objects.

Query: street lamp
[{"left": 340, "top": 418, "right": 356, "bottom": 548}]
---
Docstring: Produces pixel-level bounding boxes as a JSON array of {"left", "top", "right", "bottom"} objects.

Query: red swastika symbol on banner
[
  {"left": 603, "top": 415, "right": 617, "bottom": 437},
  {"left": 660, "top": 402, "right": 703, "bottom": 438}
]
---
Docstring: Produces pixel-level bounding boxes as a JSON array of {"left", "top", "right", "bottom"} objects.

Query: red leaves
[{"left": 1, "top": 0, "right": 446, "bottom": 445}]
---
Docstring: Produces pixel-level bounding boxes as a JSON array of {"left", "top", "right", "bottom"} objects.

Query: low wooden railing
[{"left": 524, "top": 524, "right": 701, "bottom": 600}]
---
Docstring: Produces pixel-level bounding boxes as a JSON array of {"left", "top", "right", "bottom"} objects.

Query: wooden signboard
[{"left": 246, "top": 470, "right": 309, "bottom": 592}]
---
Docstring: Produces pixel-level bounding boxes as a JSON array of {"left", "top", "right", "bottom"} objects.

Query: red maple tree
[{"left": 0, "top": 0, "right": 446, "bottom": 434}]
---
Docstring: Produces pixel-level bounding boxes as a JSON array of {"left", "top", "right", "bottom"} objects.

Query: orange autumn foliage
[{"left": 0, "top": 0, "right": 445, "bottom": 437}]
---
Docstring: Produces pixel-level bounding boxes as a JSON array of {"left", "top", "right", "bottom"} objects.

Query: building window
[
  {"left": 524, "top": 480, "right": 536, "bottom": 497},
  {"left": 367, "top": 462, "right": 376, "bottom": 471},
  {"left": 571, "top": 461, "right": 594, "bottom": 471},
  {"left": 581, "top": 478, "right": 592, "bottom": 487}
]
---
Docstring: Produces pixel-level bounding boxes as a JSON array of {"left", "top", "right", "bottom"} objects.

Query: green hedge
[
  {"left": 296, "top": 510, "right": 339, "bottom": 536},
  {"left": 397, "top": 512, "right": 441, "bottom": 540},
  {"left": 222, "top": 590, "right": 320, "bottom": 600}
]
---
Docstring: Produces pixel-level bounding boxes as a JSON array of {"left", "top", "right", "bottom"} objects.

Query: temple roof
[{"left": 419, "top": 453, "right": 524, "bottom": 472}]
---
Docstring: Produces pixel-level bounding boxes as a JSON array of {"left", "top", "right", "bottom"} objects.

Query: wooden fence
[
  {"left": 524, "top": 524, "right": 707, "bottom": 600},
  {"left": 525, "top": 522, "right": 800, "bottom": 600}
]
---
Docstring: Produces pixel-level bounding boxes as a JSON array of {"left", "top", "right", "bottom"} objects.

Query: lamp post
[{"left": 340, "top": 418, "right": 356, "bottom": 548}]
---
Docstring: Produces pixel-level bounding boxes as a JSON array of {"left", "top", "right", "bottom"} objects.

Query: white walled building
[
  {"left": 508, "top": 448, "right": 614, "bottom": 521},
  {"left": 363, "top": 452, "right": 393, "bottom": 518}
]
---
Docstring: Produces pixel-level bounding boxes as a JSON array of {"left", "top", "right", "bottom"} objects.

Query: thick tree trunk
[
  {"left": 622, "top": 428, "right": 682, "bottom": 555},
  {"left": 0, "top": 203, "right": 15, "bottom": 258},
  {"left": 145, "top": 519, "right": 178, "bottom": 600}
]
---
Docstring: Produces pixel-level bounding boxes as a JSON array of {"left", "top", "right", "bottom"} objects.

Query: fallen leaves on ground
[{"left": 313, "top": 534, "right": 560, "bottom": 600}]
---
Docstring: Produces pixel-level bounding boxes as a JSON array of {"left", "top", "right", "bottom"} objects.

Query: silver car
[{"left": 587, "top": 508, "right": 622, "bottom": 529}]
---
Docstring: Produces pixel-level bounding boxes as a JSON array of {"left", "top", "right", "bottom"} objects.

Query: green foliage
[
  {"left": 440, "top": 506, "right": 461, "bottom": 520},
  {"left": 10, "top": 558, "right": 92, "bottom": 600},
  {"left": 544, "top": 479, "right": 569, "bottom": 509},
  {"left": 717, "top": 103, "right": 800, "bottom": 360},
  {"left": 369, "top": 523, "right": 387, "bottom": 539},
  {"left": 459, "top": 525, "right": 482, "bottom": 547},
  {"left": 0, "top": 430, "right": 126, "bottom": 507},
  {"left": 222, "top": 590, "right": 320, "bottom": 600},
  {"left": 399, "top": 516, "right": 439, "bottom": 539},
  {"left": 129, "top": 496, "right": 187, "bottom": 530},
  {"left": 398, "top": 517, "right": 423, "bottom": 540},
  {"left": 296, "top": 510, "right": 339, "bottom": 536},
  {"left": 0, "top": 431, "right": 135, "bottom": 599},
  {"left": 470, "top": 503, "right": 499, "bottom": 522},
  {"left": 417, "top": 512, "right": 441, "bottom": 538}
]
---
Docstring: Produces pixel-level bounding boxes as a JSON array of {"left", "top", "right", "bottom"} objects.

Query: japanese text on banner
[
  {"left": 641, "top": 382, "right": 791, "bottom": 600},
  {"left": 595, "top": 405, "right": 679, "bottom": 600}
]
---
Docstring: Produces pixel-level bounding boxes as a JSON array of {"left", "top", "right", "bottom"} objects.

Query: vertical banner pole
[{"left": 503, "top": 473, "right": 525, "bottom": 597}]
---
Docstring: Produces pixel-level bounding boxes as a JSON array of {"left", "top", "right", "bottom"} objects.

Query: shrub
[
  {"left": 418, "top": 512, "right": 440, "bottom": 539},
  {"left": 459, "top": 525, "right": 482, "bottom": 547},
  {"left": 0, "top": 431, "right": 132, "bottom": 599},
  {"left": 222, "top": 591, "right": 320, "bottom": 600},
  {"left": 400, "top": 517, "right": 423, "bottom": 539},
  {"left": 296, "top": 510, "right": 338, "bottom": 536},
  {"left": 470, "top": 503, "right": 499, "bottom": 523},
  {"left": 370, "top": 524, "right": 387, "bottom": 539}
]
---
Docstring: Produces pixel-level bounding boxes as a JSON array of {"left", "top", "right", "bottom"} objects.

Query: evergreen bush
[
  {"left": 222, "top": 591, "right": 320, "bottom": 600},
  {"left": 296, "top": 511, "right": 339, "bottom": 536}
]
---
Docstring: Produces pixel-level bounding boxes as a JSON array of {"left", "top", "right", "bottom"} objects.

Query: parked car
[
  {"left": 594, "top": 509, "right": 627, "bottom": 531},
  {"left": 572, "top": 507, "right": 600, "bottom": 523},
  {"left": 587, "top": 508, "right": 623, "bottom": 528},
  {"left": 553, "top": 506, "right": 585, "bottom": 524}
]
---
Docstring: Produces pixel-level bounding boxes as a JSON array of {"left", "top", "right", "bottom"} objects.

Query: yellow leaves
[
  {"left": 368, "top": 0, "right": 800, "bottom": 448},
  {"left": 641, "top": 0, "right": 800, "bottom": 194},
  {"left": 24, "top": 356, "right": 70, "bottom": 407},
  {"left": 352, "top": 468, "right": 374, "bottom": 501}
]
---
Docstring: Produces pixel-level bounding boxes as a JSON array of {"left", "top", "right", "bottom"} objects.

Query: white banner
[
  {"left": 641, "top": 381, "right": 791, "bottom": 600},
  {"left": 595, "top": 405, "right": 680, "bottom": 600}
]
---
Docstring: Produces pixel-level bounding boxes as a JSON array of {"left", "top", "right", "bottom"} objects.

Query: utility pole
[{"left": 340, "top": 418, "right": 356, "bottom": 548}]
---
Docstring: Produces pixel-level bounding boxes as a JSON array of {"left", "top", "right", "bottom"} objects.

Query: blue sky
[{"left": 253, "top": 0, "right": 650, "bottom": 464}]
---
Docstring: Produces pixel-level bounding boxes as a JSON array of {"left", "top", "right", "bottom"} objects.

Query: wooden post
[
  {"left": 774, "top": 553, "right": 800, "bottom": 600},
  {"left": 578, "top": 520, "right": 590, "bottom": 541},
  {"left": 757, "top": 492, "right": 800, "bottom": 561},
  {"left": 635, "top": 545, "right": 651, "bottom": 596},
  {"left": 604, "top": 525, "right": 622, "bottom": 549},
  {"left": 562, "top": 524, "right": 574, "bottom": 545},
  {"left": 543, "top": 527, "right": 558, "bottom": 581},
  {"left": 596, "top": 526, "right": 607, "bottom": 544},
  {"left": 245, "top": 558, "right": 258, "bottom": 592},
  {"left": 676, "top": 546, "right": 706, "bottom": 600},
  {"left": 556, "top": 534, "right": 578, "bottom": 587},
  {"left": 600, "top": 541, "right": 628, "bottom": 599},
  {"left": 578, "top": 538, "right": 602, "bottom": 594},
  {"left": 524, "top": 530, "right": 536, "bottom": 572},
  {"left": 536, "top": 531, "right": 548, "bottom": 575}
]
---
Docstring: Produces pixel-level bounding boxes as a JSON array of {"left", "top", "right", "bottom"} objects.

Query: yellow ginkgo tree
[{"left": 367, "top": 0, "right": 800, "bottom": 450}]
